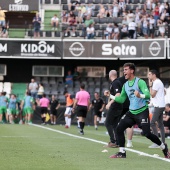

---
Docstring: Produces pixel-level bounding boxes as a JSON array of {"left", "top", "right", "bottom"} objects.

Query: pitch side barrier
[{"left": 0, "top": 38, "right": 168, "bottom": 60}]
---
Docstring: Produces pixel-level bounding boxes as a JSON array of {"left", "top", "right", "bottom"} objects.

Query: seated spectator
[
  {"left": 77, "top": 5, "right": 87, "bottom": 23},
  {"left": 153, "top": 4, "right": 160, "bottom": 27},
  {"left": 128, "top": 20, "right": 137, "bottom": 39},
  {"left": 86, "top": 24, "right": 95, "bottom": 39},
  {"left": 122, "top": 16, "right": 128, "bottom": 25},
  {"left": 65, "top": 71, "right": 73, "bottom": 87},
  {"left": 0, "top": 6, "right": 5, "bottom": 27},
  {"left": 120, "top": 24, "right": 128, "bottom": 39},
  {"left": 85, "top": 3, "right": 94, "bottom": 17},
  {"left": 141, "top": 15, "right": 149, "bottom": 39},
  {"left": 149, "top": 15, "right": 155, "bottom": 38},
  {"left": 105, "top": 6, "right": 113, "bottom": 17},
  {"left": 65, "top": 15, "right": 77, "bottom": 37},
  {"left": 69, "top": 0, "right": 81, "bottom": 11},
  {"left": 127, "top": 10, "right": 135, "bottom": 24},
  {"left": 112, "top": 2, "right": 119, "bottom": 18},
  {"left": 51, "top": 14, "right": 59, "bottom": 30},
  {"left": 97, "top": 4, "right": 106, "bottom": 18},
  {"left": 32, "top": 13, "right": 41, "bottom": 38},
  {"left": 112, "top": 23, "right": 120, "bottom": 40},
  {"left": 0, "top": 24, "right": 8, "bottom": 38},
  {"left": 82, "top": 15, "right": 94, "bottom": 36},
  {"left": 163, "top": 103, "right": 170, "bottom": 135},
  {"left": 73, "top": 67, "right": 80, "bottom": 81},
  {"left": 157, "top": 19, "right": 166, "bottom": 37},
  {"left": 61, "top": 11, "right": 69, "bottom": 23},
  {"left": 104, "top": 24, "right": 113, "bottom": 39}
]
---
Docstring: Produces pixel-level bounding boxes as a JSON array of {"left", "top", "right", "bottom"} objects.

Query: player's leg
[
  {"left": 94, "top": 114, "right": 98, "bottom": 130},
  {"left": 67, "top": 107, "right": 72, "bottom": 128},
  {"left": 0, "top": 107, "right": 3, "bottom": 123},
  {"left": 110, "top": 111, "right": 135, "bottom": 158},
  {"left": 50, "top": 111, "right": 54, "bottom": 125},
  {"left": 126, "top": 127, "right": 133, "bottom": 147},
  {"left": 64, "top": 107, "right": 69, "bottom": 128}
]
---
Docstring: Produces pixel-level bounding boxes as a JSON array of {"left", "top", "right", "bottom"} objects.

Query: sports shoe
[
  {"left": 79, "top": 130, "right": 84, "bottom": 135},
  {"left": 110, "top": 152, "right": 126, "bottom": 158},
  {"left": 126, "top": 143, "right": 133, "bottom": 148},
  {"left": 148, "top": 143, "right": 160, "bottom": 148},
  {"left": 65, "top": 125, "right": 69, "bottom": 128},
  {"left": 104, "top": 142, "right": 119, "bottom": 148},
  {"left": 162, "top": 143, "right": 170, "bottom": 158}
]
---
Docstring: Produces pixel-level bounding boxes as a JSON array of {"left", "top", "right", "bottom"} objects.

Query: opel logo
[
  {"left": 69, "top": 42, "right": 85, "bottom": 57},
  {"left": 149, "top": 41, "right": 161, "bottom": 56}
]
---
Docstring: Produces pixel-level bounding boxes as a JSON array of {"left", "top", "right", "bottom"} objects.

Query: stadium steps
[
  {"left": 12, "top": 83, "right": 27, "bottom": 100},
  {"left": 8, "top": 29, "right": 26, "bottom": 38}
]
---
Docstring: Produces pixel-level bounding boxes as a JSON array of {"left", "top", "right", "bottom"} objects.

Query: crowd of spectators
[{"left": 61, "top": 0, "right": 170, "bottom": 39}]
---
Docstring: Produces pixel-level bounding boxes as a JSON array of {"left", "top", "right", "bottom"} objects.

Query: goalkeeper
[{"left": 104, "top": 63, "right": 170, "bottom": 159}]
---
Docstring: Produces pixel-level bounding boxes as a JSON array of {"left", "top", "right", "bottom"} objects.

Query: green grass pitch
[{"left": 0, "top": 124, "right": 170, "bottom": 170}]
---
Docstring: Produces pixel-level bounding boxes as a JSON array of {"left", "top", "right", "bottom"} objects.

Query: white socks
[
  {"left": 68, "top": 118, "right": 71, "bottom": 127},
  {"left": 77, "top": 120, "right": 80, "bottom": 128},
  {"left": 65, "top": 117, "right": 68, "bottom": 126},
  {"left": 160, "top": 143, "right": 165, "bottom": 150},
  {"left": 119, "top": 147, "right": 126, "bottom": 153}
]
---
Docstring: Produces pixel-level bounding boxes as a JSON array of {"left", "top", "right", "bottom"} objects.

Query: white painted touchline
[{"left": 31, "top": 124, "right": 170, "bottom": 163}]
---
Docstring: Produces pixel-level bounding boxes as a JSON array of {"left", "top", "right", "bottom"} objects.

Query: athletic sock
[
  {"left": 79, "top": 122, "right": 83, "bottom": 131},
  {"left": 42, "top": 117, "right": 45, "bottom": 123},
  {"left": 127, "top": 140, "right": 132, "bottom": 144},
  {"left": 77, "top": 120, "right": 80, "bottom": 128},
  {"left": 119, "top": 147, "right": 126, "bottom": 153},
  {"left": 65, "top": 117, "right": 68, "bottom": 125},
  {"left": 160, "top": 143, "right": 165, "bottom": 150},
  {"left": 82, "top": 122, "right": 85, "bottom": 129},
  {"left": 95, "top": 125, "right": 97, "bottom": 128},
  {"left": 68, "top": 118, "right": 71, "bottom": 127}
]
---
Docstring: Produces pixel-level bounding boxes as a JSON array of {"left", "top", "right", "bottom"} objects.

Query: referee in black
[
  {"left": 90, "top": 92, "right": 105, "bottom": 130},
  {"left": 104, "top": 70, "right": 123, "bottom": 148}
]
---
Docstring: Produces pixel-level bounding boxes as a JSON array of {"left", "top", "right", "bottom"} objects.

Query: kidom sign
[{"left": 1, "top": 0, "right": 39, "bottom": 11}]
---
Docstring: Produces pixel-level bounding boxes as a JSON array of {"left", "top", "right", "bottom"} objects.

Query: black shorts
[
  {"left": 94, "top": 111, "right": 102, "bottom": 118},
  {"left": 76, "top": 105, "right": 88, "bottom": 118},
  {"left": 50, "top": 109, "right": 57, "bottom": 116},
  {"left": 120, "top": 108, "right": 150, "bottom": 129},
  {"left": 41, "top": 107, "right": 48, "bottom": 114}
]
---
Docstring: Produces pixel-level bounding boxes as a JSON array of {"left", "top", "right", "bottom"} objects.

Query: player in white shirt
[{"left": 148, "top": 70, "right": 166, "bottom": 148}]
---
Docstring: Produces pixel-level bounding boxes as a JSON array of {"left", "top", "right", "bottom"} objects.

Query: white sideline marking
[{"left": 32, "top": 124, "right": 170, "bottom": 163}]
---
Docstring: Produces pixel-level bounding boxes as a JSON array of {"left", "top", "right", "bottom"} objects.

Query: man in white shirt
[
  {"left": 29, "top": 78, "right": 38, "bottom": 99},
  {"left": 148, "top": 70, "right": 166, "bottom": 148},
  {"left": 51, "top": 14, "right": 59, "bottom": 30},
  {"left": 128, "top": 20, "right": 136, "bottom": 39}
]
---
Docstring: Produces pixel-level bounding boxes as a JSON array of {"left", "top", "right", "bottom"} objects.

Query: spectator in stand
[
  {"left": 106, "top": 6, "right": 113, "bottom": 17},
  {"left": 112, "top": 2, "right": 119, "bottom": 18},
  {"left": 122, "top": 16, "right": 128, "bottom": 25},
  {"left": 97, "top": 4, "right": 106, "bottom": 18},
  {"left": 112, "top": 23, "right": 120, "bottom": 40},
  {"left": 165, "top": 16, "right": 170, "bottom": 24},
  {"left": 0, "top": 6, "right": 5, "bottom": 27},
  {"left": 0, "top": 24, "right": 8, "bottom": 38},
  {"left": 29, "top": 78, "right": 38, "bottom": 99},
  {"left": 61, "top": 11, "right": 69, "bottom": 23},
  {"left": 165, "top": 2, "right": 170, "bottom": 16},
  {"left": 37, "top": 83, "right": 44, "bottom": 99},
  {"left": 39, "top": 94, "right": 50, "bottom": 125},
  {"left": 160, "top": 10, "right": 167, "bottom": 22},
  {"left": 153, "top": 4, "right": 160, "bottom": 27},
  {"left": 157, "top": 19, "right": 166, "bottom": 38},
  {"left": 65, "top": 15, "right": 77, "bottom": 37},
  {"left": 77, "top": 4, "right": 87, "bottom": 23},
  {"left": 85, "top": 3, "right": 94, "bottom": 17},
  {"left": 145, "top": 0, "right": 153, "bottom": 10},
  {"left": 128, "top": 20, "right": 137, "bottom": 39},
  {"left": 69, "top": 0, "right": 81, "bottom": 11},
  {"left": 50, "top": 95, "right": 60, "bottom": 125},
  {"left": 163, "top": 103, "right": 170, "bottom": 135},
  {"left": 118, "top": 0, "right": 126, "bottom": 17},
  {"left": 32, "top": 13, "right": 41, "bottom": 38},
  {"left": 127, "top": 10, "right": 135, "bottom": 24},
  {"left": 82, "top": 15, "right": 94, "bottom": 37},
  {"left": 65, "top": 71, "right": 73, "bottom": 87},
  {"left": 104, "top": 24, "right": 113, "bottom": 40},
  {"left": 120, "top": 24, "right": 128, "bottom": 39},
  {"left": 73, "top": 67, "right": 80, "bottom": 81},
  {"left": 86, "top": 24, "right": 95, "bottom": 39},
  {"left": 149, "top": 15, "right": 155, "bottom": 38},
  {"left": 51, "top": 14, "right": 59, "bottom": 30},
  {"left": 141, "top": 15, "right": 149, "bottom": 39},
  {"left": 159, "top": 3, "right": 165, "bottom": 15}
]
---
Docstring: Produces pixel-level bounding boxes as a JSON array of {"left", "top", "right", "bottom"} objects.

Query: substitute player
[
  {"left": 104, "top": 63, "right": 170, "bottom": 159},
  {"left": 64, "top": 91, "right": 74, "bottom": 128},
  {"left": 90, "top": 92, "right": 105, "bottom": 130}
]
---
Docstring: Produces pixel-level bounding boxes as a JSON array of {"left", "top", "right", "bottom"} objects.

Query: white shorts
[{"left": 65, "top": 107, "right": 72, "bottom": 115}]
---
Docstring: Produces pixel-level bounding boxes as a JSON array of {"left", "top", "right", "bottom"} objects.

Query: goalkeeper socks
[
  {"left": 65, "top": 116, "right": 68, "bottom": 125},
  {"left": 119, "top": 147, "right": 126, "bottom": 153},
  {"left": 68, "top": 118, "right": 71, "bottom": 127}
]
